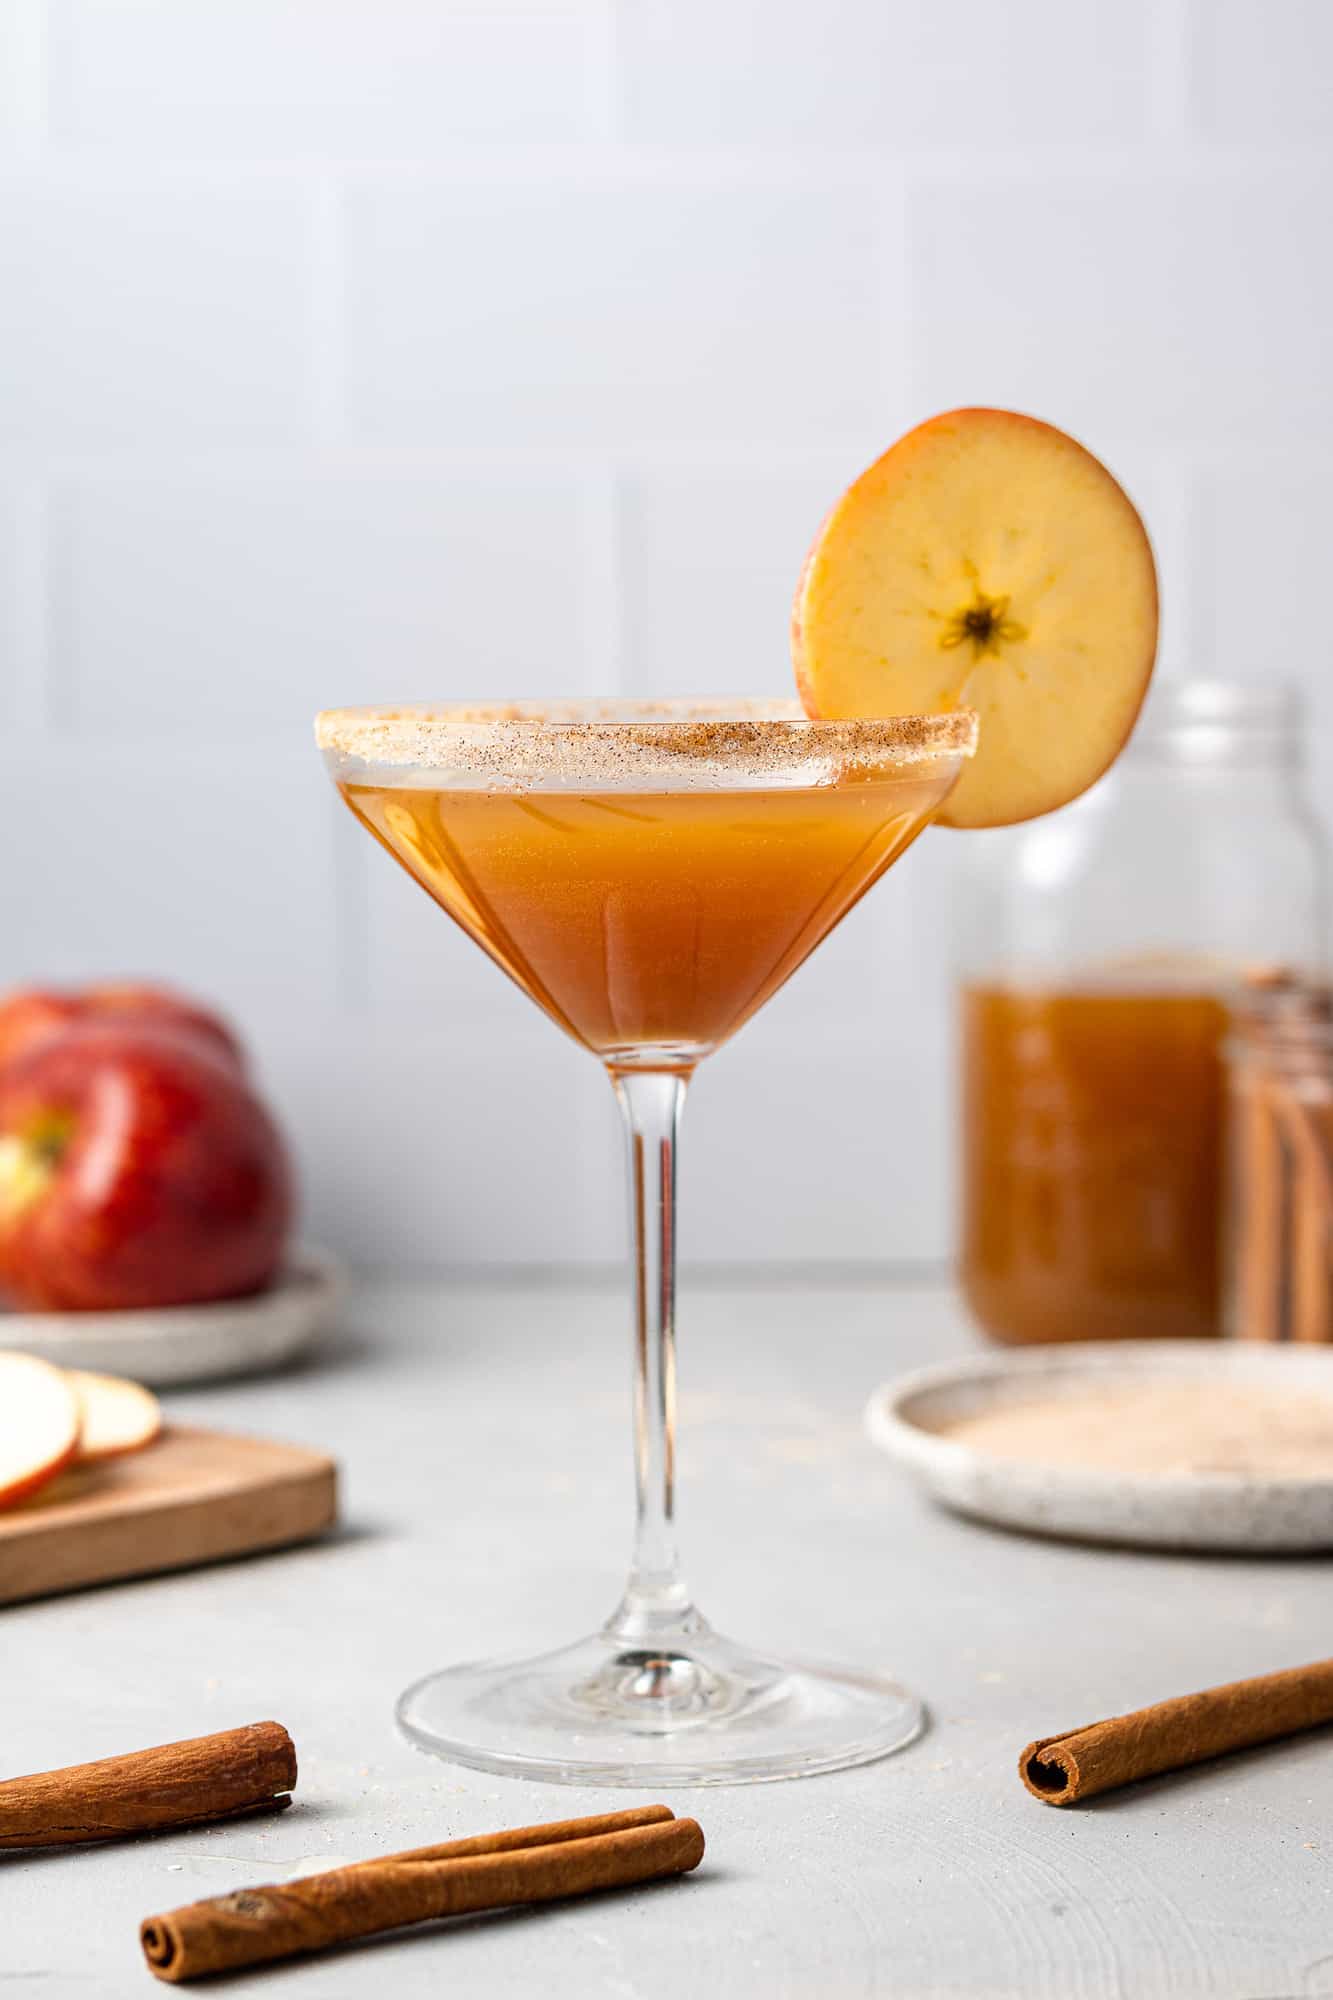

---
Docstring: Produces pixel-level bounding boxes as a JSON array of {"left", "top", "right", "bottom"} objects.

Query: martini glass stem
[{"left": 605, "top": 1067, "right": 703, "bottom": 1645}]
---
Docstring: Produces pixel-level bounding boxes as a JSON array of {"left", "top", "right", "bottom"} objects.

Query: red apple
[
  {"left": 0, "top": 984, "right": 244, "bottom": 1076},
  {"left": 0, "top": 1352, "right": 81, "bottom": 1506},
  {"left": 0, "top": 1024, "right": 293, "bottom": 1312}
]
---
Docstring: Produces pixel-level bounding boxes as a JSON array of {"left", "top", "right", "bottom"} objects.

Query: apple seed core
[{"left": 940, "top": 587, "right": 1026, "bottom": 662}]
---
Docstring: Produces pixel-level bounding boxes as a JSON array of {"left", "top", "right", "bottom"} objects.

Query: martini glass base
[{"left": 396, "top": 1625, "right": 925, "bottom": 1787}]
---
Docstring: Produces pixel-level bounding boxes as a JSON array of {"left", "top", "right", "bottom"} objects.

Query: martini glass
[{"left": 317, "top": 697, "right": 976, "bottom": 1784}]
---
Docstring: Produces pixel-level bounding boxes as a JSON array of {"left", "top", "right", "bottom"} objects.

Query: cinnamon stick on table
[
  {"left": 0, "top": 1722, "right": 295, "bottom": 1849},
  {"left": 1021, "top": 1658, "right": 1333, "bottom": 1806},
  {"left": 140, "top": 1805, "right": 705, "bottom": 1983}
]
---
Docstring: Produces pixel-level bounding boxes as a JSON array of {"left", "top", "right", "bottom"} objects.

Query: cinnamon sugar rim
[{"left": 316, "top": 699, "right": 978, "bottom": 779}]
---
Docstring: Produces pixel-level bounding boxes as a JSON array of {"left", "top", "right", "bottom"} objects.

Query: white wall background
[{"left": 1, "top": 0, "right": 1330, "bottom": 1269}]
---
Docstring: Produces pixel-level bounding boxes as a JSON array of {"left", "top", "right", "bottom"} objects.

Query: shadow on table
[
  {"left": 1066, "top": 1722, "right": 1333, "bottom": 1814},
  {"left": 928, "top": 1499, "right": 1333, "bottom": 1567},
  {"left": 159, "top": 1317, "right": 380, "bottom": 1393},
  {"left": 5, "top": 1516, "right": 386, "bottom": 1625}
]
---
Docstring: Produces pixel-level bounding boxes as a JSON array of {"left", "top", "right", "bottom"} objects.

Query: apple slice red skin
[
  {"left": 69, "top": 1369, "right": 163, "bottom": 1462},
  {"left": 0, "top": 1353, "right": 81, "bottom": 1508},
  {"left": 0, "top": 985, "right": 245, "bottom": 1078},
  {"left": 0, "top": 1024, "right": 293, "bottom": 1313},
  {"left": 0, "top": 1435, "right": 78, "bottom": 1508},
  {"left": 2, "top": 1448, "right": 77, "bottom": 1508}
]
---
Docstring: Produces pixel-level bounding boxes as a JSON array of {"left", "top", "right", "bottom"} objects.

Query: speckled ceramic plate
[
  {"left": 866, "top": 1341, "right": 1333, "bottom": 1553},
  {"left": 0, "top": 1248, "right": 342, "bottom": 1386}
]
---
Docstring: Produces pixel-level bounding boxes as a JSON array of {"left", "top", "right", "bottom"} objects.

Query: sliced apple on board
[
  {"left": 69, "top": 1369, "right": 163, "bottom": 1462},
  {"left": 792, "top": 408, "right": 1158, "bottom": 828},
  {"left": 0, "top": 1351, "right": 81, "bottom": 1507}
]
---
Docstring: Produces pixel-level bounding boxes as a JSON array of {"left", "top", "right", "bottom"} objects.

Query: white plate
[
  {"left": 0, "top": 1248, "right": 343, "bottom": 1386},
  {"left": 866, "top": 1340, "right": 1333, "bottom": 1553}
]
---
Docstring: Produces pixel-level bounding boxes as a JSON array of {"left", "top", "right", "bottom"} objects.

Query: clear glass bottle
[{"left": 957, "top": 679, "right": 1328, "bottom": 1345}]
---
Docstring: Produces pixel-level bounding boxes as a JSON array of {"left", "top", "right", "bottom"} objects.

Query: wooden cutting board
[{"left": 0, "top": 1426, "right": 338, "bottom": 1606}]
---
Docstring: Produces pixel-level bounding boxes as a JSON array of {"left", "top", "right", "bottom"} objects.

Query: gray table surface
[{"left": 6, "top": 1274, "right": 1332, "bottom": 1999}]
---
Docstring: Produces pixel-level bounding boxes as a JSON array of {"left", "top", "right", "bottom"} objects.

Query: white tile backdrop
[{"left": 1, "top": 0, "right": 1330, "bottom": 1269}]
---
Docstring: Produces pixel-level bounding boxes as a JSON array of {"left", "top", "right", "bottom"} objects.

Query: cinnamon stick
[
  {"left": 1020, "top": 1657, "right": 1333, "bottom": 1805},
  {"left": 1290, "top": 1131, "right": 1330, "bottom": 1344},
  {"left": 0, "top": 1722, "right": 295, "bottom": 1849},
  {"left": 1267, "top": 1049, "right": 1332, "bottom": 1343},
  {"left": 140, "top": 1806, "right": 704, "bottom": 1982},
  {"left": 1235, "top": 1058, "right": 1287, "bottom": 1340},
  {"left": 373, "top": 1801, "right": 674, "bottom": 1866},
  {"left": 1231, "top": 976, "right": 1333, "bottom": 1342}
]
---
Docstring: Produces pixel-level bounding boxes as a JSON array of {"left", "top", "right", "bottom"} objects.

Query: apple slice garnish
[
  {"left": 792, "top": 408, "right": 1158, "bottom": 827},
  {"left": 0, "top": 1351, "right": 81, "bottom": 1507},
  {"left": 69, "top": 1369, "right": 163, "bottom": 1462}
]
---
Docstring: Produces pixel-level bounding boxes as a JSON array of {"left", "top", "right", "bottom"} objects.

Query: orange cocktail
[
  {"left": 318, "top": 699, "right": 975, "bottom": 1788},
  {"left": 960, "top": 981, "right": 1229, "bottom": 1344},
  {"left": 317, "top": 405, "right": 1160, "bottom": 1788},
  {"left": 342, "top": 768, "right": 946, "bottom": 1068}
]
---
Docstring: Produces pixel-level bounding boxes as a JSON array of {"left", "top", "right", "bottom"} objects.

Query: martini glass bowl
[{"left": 318, "top": 697, "right": 976, "bottom": 1784}]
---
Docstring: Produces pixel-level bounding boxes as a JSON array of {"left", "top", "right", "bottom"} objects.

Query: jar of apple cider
[{"left": 957, "top": 679, "right": 1328, "bottom": 1345}]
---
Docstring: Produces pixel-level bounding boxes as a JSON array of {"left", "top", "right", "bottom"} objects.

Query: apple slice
[
  {"left": 69, "top": 1369, "right": 162, "bottom": 1462},
  {"left": 0, "top": 1351, "right": 80, "bottom": 1507},
  {"left": 792, "top": 408, "right": 1158, "bottom": 827}
]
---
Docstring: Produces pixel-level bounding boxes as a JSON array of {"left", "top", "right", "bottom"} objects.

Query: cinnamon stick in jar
[
  {"left": 0, "top": 1722, "right": 295, "bottom": 1849},
  {"left": 1231, "top": 1010, "right": 1288, "bottom": 1341},
  {"left": 1281, "top": 1087, "right": 1332, "bottom": 1343},
  {"left": 1020, "top": 1657, "right": 1333, "bottom": 1805},
  {"left": 140, "top": 1807, "right": 704, "bottom": 1982},
  {"left": 1230, "top": 976, "right": 1333, "bottom": 1343}
]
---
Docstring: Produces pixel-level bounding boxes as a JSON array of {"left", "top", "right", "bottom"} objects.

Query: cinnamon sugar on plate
[{"left": 943, "top": 1383, "right": 1333, "bottom": 1479}]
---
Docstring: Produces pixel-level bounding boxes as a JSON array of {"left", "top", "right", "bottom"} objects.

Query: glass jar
[{"left": 957, "top": 679, "right": 1328, "bottom": 1345}]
